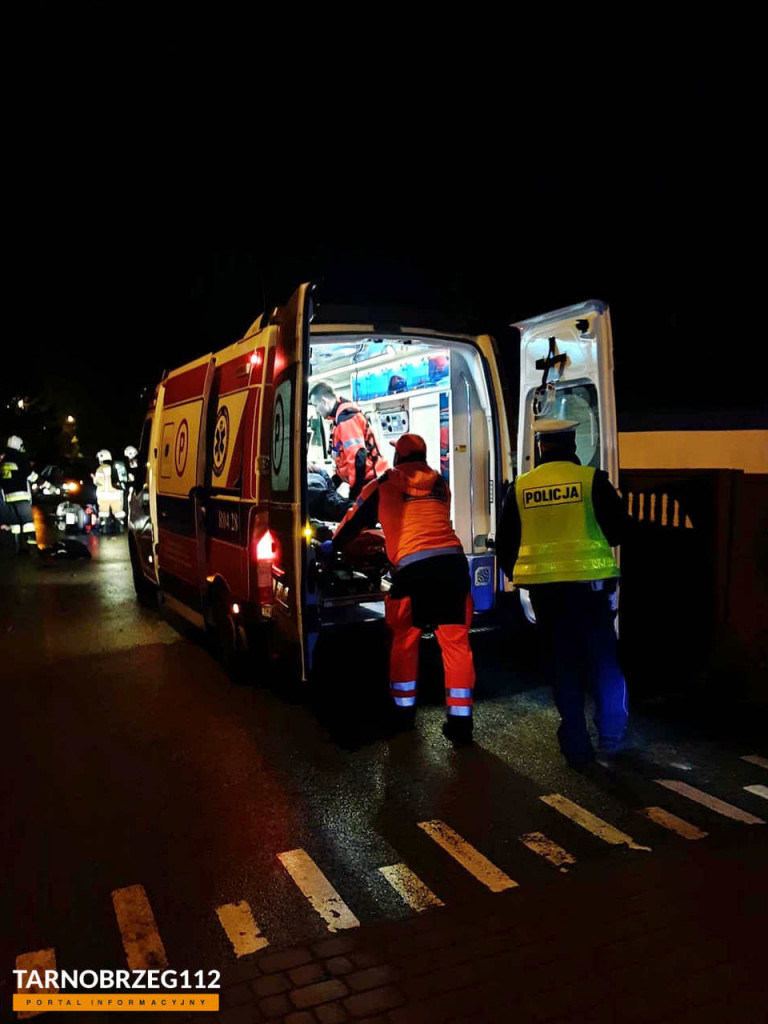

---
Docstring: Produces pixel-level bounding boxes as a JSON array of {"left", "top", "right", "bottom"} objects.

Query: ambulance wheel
[
  {"left": 210, "top": 585, "right": 250, "bottom": 684},
  {"left": 128, "top": 535, "right": 158, "bottom": 606}
]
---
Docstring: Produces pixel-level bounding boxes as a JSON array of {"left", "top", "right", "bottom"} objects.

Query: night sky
[{"left": 4, "top": 65, "right": 762, "bottom": 460}]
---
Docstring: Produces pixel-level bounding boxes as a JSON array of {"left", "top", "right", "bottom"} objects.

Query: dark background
[{"left": 3, "top": 54, "right": 762, "bottom": 461}]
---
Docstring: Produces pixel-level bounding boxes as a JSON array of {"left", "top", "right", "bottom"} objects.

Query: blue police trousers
[{"left": 528, "top": 580, "right": 628, "bottom": 762}]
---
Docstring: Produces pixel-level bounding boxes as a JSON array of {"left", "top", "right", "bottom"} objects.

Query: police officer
[
  {"left": 0, "top": 435, "right": 37, "bottom": 553},
  {"left": 495, "top": 419, "right": 631, "bottom": 768},
  {"left": 93, "top": 449, "right": 125, "bottom": 531},
  {"left": 309, "top": 382, "right": 389, "bottom": 500},
  {"left": 332, "top": 433, "right": 476, "bottom": 744}
]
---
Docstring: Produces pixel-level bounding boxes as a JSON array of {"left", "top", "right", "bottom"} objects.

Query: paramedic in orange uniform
[
  {"left": 332, "top": 433, "right": 476, "bottom": 744},
  {"left": 309, "top": 382, "right": 388, "bottom": 500}
]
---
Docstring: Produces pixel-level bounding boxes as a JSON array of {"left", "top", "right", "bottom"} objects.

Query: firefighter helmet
[
  {"left": 124, "top": 446, "right": 138, "bottom": 460},
  {"left": 96, "top": 449, "right": 113, "bottom": 463},
  {"left": 6, "top": 435, "right": 24, "bottom": 451}
]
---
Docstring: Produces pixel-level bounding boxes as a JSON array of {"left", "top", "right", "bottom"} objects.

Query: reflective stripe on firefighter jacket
[
  {"left": 334, "top": 462, "right": 462, "bottom": 570},
  {"left": 513, "top": 462, "right": 620, "bottom": 585},
  {"left": 0, "top": 455, "right": 32, "bottom": 502},
  {"left": 329, "top": 401, "right": 388, "bottom": 493},
  {"left": 94, "top": 463, "right": 123, "bottom": 505}
]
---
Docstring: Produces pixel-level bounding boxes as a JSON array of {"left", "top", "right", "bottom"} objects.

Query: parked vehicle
[
  {"left": 128, "top": 283, "right": 618, "bottom": 681},
  {"left": 32, "top": 461, "right": 99, "bottom": 534}
]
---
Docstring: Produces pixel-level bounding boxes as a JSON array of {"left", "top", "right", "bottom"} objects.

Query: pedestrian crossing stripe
[
  {"left": 111, "top": 885, "right": 168, "bottom": 970},
  {"left": 541, "top": 794, "right": 652, "bottom": 851},
  {"left": 638, "top": 807, "right": 707, "bottom": 840},
  {"left": 741, "top": 754, "right": 768, "bottom": 771},
  {"left": 744, "top": 784, "right": 768, "bottom": 802},
  {"left": 379, "top": 864, "right": 445, "bottom": 911},
  {"left": 215, "top": 901, "right": 269, "bottom": 957},
  {"left": 418, "top": 820, "right": 518, "bottom": 892},
  {"left": 15, "top": 949, "right": 57, "bottom": 1019},
  {"left": 519, "top": 832, "right": 576, "bottom": 871},
  {"left": 653, "top": 780, "right": 765, "bottom": 824},
  {"left": 278, "top": 849, "right": 360, "bottom": 933}
]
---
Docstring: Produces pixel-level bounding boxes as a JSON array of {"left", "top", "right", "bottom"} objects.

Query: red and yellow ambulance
[{"left": 128, "top": 284, "right": 617, "bottom": 680}]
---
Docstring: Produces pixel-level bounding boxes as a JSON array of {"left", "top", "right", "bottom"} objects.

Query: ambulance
[{"left": 127, "top": 283, "right": 617, "bottom": 680}]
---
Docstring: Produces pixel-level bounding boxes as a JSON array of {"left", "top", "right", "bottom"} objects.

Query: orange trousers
[{"left": 385, "top": 593, "right": 475, "bottom": 713}]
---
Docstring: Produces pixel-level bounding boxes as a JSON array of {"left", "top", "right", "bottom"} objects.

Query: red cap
[{"left": 390, "top": 433, "right": 427, "bottom": 458}]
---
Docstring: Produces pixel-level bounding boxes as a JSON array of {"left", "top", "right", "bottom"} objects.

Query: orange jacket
[
  {"left": 334, "top": 461, "right": 462, "bottom": 569},
  {"left": 329, "top": 401, "right": 388, "bottom": 497}
]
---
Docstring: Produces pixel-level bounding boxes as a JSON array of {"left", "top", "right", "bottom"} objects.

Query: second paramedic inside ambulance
[{"left": 308, "top": 382, "right": 389, "bottom": 500}]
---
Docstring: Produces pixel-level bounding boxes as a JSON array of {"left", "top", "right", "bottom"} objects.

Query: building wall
[{"left": 619, "top": 430, "right": 768, "bottom": 474}]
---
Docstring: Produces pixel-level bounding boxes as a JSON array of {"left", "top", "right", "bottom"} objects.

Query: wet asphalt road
[{"left": 1, "top": 522, "right": 767, "bottom": 1006}]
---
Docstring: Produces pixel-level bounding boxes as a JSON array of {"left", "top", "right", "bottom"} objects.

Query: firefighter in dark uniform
[
  {"left": 495, "top": 419, "right": 631, "bottom": 768},
  {"left": 0, "top": 435, "right": 38, "bottom": 553},
  {"left": 309, "top": 382, "right": 389, "bottom": 500},
  {"left": 331, "top": 433, "right": 476, "bottom": 744}
]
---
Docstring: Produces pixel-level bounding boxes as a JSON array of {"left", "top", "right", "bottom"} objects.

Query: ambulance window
[
  {"left": 135, "top": 418, "right": 151, "bottom": 488},
  {"left": 529, "top": 380, "right": 600, "bottom": 468},
  {"left": 308, "top": 410, "right": 325, "bottom": 451}
]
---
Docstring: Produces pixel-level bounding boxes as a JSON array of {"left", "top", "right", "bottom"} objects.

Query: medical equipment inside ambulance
[{"left": 306, "top": 337, "right": 497, "bottom": 615}]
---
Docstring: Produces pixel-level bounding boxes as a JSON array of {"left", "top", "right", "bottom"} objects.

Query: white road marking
[
  {"left": 654, "top": 780, "right": 765, "bottom": 824},
  {"left": 519, "top": 832, "right": 576, "bottom": 872},
  {"left": 741, "top": 754, "right": 768, "bottom": 771},
  {"left": 638, "top": 807, "right": 708, "bottom": 840},
  {"left": 744, "top": 784, "right": 768, "bottom": 802},
  {"left": 379, "top": 864, "right": 445, "bottom": 911},
  {"left": 540, "top": 794, "right": 652, "bottom": 851},
  {"left": 215, "top": 901, "right": 269, "bottom": 956},
  {"left": 111, "top": 884, "right": 169, "bottom": 969},
  {"left": 15, "top": 948, "right": 57, "bottom": 1019},
  {"left": 278, "top": 849, "right": 360, "bottom": 933},
  {"left": 417, "top": 820, "right": 518, "bottom": 892}
]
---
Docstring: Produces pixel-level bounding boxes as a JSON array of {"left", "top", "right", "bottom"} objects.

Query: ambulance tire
[
  {"left": 128, "top": 534, "right": 158, "bottom": 607},
  {"left": 209, "top": 584, "right": 251, "bottom": 685}
]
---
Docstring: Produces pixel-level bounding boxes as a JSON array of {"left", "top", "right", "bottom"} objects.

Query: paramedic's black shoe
[
  {"left": 389, "top": 705, "right": 416, "bottom": 735},
  {"left": 442, "top": 715, "right": 474, "bottom": 745}
]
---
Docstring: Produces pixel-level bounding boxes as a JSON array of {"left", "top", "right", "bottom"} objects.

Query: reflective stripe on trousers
[
  {"left": 385, "top": 593, "right": 475, "bottom": 712},
  {"left": 391, "top": 680, "right": 417, "bottom": 707}
]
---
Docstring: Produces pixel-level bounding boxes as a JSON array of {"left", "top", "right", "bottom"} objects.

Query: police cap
[{"left": 533, "top": 418, "right": 578, "bottom": 435}]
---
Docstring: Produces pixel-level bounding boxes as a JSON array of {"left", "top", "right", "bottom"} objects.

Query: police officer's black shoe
[{"left": 442, "top": 715, "right": 474, "bottom": 745}]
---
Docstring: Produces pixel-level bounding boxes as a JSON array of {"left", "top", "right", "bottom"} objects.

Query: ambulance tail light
[
  {"left": 256, "top": 530, "right": 276, "bottom": 562},
  {"left": 253, "top": 529, "right": 280, "bottom": 608}
]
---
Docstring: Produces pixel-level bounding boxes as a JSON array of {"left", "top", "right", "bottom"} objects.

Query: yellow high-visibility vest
[{"left": 513, "top": 462, "right": 619, "bottom": 585}]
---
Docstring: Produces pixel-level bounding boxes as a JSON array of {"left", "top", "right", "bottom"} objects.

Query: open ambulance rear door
[
  {"left": 267, "top": 283, "right": 314, "bottom": 680},
  {"left": 514, "top": 300, "right": 618, "bottom": 483},
  {"left": 513, "top": 300, "right": 619, "bottom": 621}
]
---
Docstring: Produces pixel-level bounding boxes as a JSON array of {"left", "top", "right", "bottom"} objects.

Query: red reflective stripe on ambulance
[
  {"left": 217, "top": 353, "right": 255, "bottom": 395},
  {"left": 163, "top": 363, "right": 209, "bottom": 406}
]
